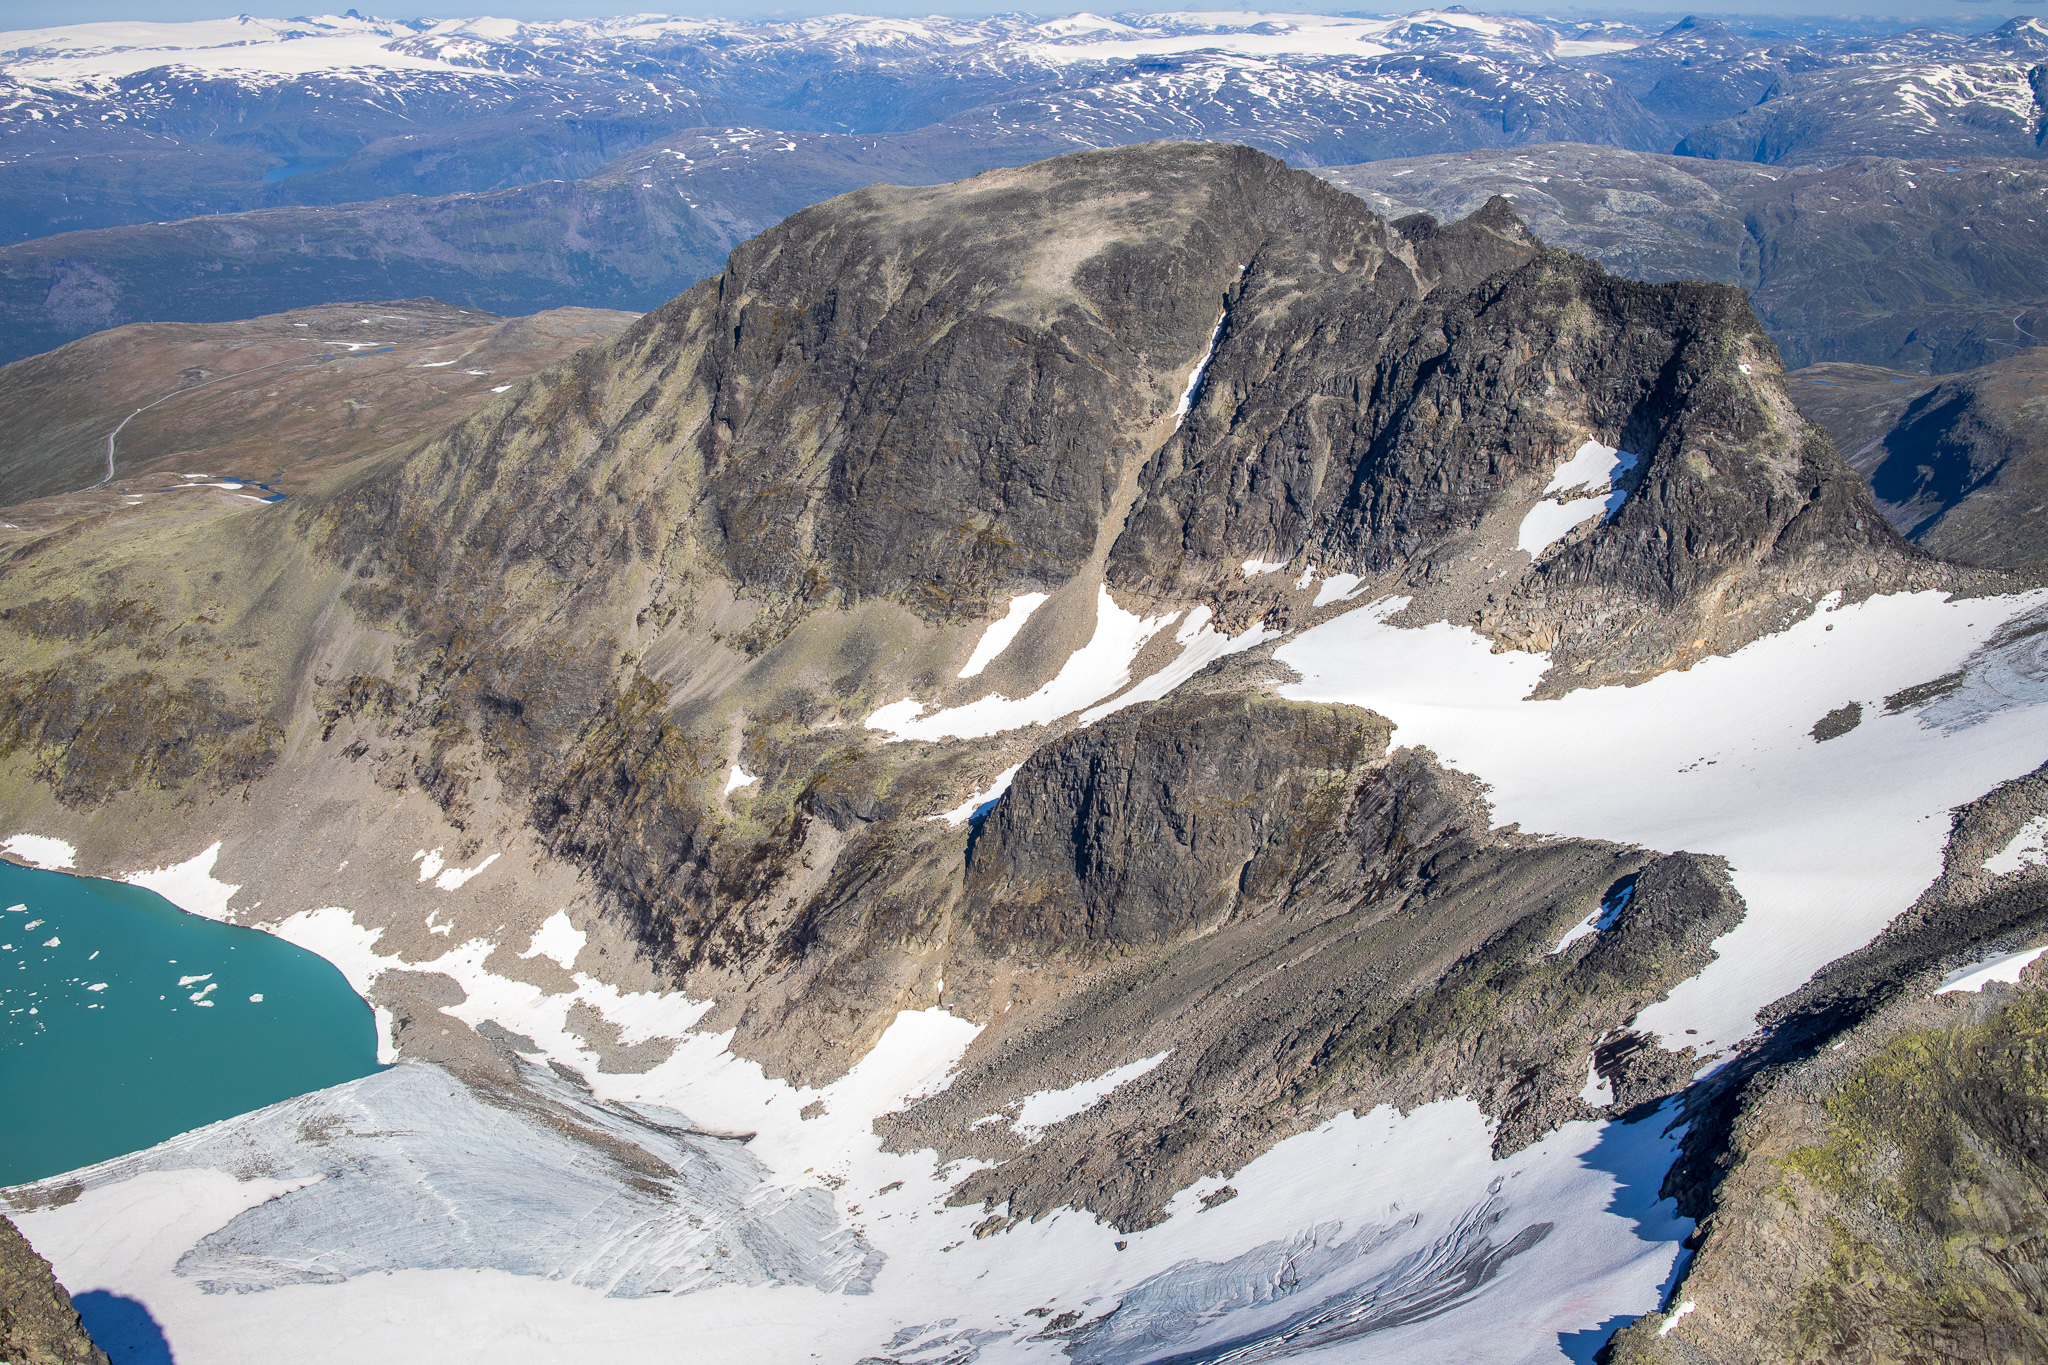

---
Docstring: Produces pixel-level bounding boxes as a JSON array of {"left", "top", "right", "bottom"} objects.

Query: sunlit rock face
[{"left": 4, "top": 134, "right": 2048, "bottom": 1365}]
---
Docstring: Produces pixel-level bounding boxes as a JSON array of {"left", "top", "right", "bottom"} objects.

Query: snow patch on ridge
[
  {"left": 1172, "top": 311, "right": 1226, "bottom": 427},
  {"left": 1076, "top": 605, "right": 1278, "bottom": 726},
  {"left": 1985, "top": 814, "right": 2048, "bottom": 875},
  {"left": 865, "top": 586, "right": 1178, "bottom": 741},
  {"left": 962, "top": 597, "right": 1056, "bottom": 683},
  {"left": 519, "top": 910, "right": 585, "bottom": 971},
  {"left": 1011, "top": 1051, "right": 1171, "bottom": 1142},
  {"left": 1312, "top": 572, "right": 1369, "bottom": 608},
  {"left": 1936, "top": 944, "right": 2048, "bottom": 994},
  {"left": 958, "top": 592, "right": 1049, "bottom": 678},
  {"left": 1517, "top": 440, "right": 1639, "bottom": 557},
  {"left": 931, "top": 764, "right": 1022, "bottom": 827}
]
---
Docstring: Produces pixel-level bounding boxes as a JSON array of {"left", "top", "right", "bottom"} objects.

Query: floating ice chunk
[
  {"left": 866, "top": 587, "right": 1177, "bottom": 742},
  {"left": 248, "top": 994, "right": 263, "bottom": 1003},
  {"left": 87, "top": 983, "right": 107, "bottom": 992},
  {"left": 177, "top": 973, "right": 213, "bottom": 987},
  {"left": 1936, "top": 944, "right": 2048, "bottom": 994},
  {"left": 520, "top": 910, "right": 586, "bottom": 971},
  {"left": 42, "top": 937, "right": 60, "bottom": 948},
  {"left": 5, "top": 835, "right": 76, "bottom": 870},
  {"left": 1984, "top": 814, "right": 2048, "bottom": 875},
  {"left": 1013, "top": 1051, "right": 1170, "bottom": 1142},
  {"left": 931, "top": 764, "right": 1021, "bottom": 827},
  {"left": 957, "top": 592, "right": 1049, "bottom": 679},
  {"left": 4, "top": 904, "right": 23, "bottom": 913},
  {"left": 434, "top": 853, "right": 499, "bottom": 891},
  {"left": 722, "top": 765, "right": 757, "bottom": 796}
]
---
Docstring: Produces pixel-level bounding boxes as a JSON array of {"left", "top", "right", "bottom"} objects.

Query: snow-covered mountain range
[{"left": 3, "top": 9, "right": 2042, "bottom": 242}]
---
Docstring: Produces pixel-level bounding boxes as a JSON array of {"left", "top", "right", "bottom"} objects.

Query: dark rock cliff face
[
  {"left": 1111, "top": 202, "right": 1919, "bottom": 684},
  {"left": 320, "top": 143, "right": 1446, "bottom": 641},
  {"left": 0, "top": 1215, "right": 107, "bottom": 1365},
  {"left": 966, "top": 694, "right": 1390, "bottom": 948},
  {"left": 0, "top": 142, "right": 1934, "bottom": 1024},
  {"left": 7, "top": 138, "right": 2036, "bottom": 1353},
  {"left": 0, "top": 142, "right": 1981, "bottom": 1247},
  {"left": 1851, "top": 354, "right": 2048, "bottom": 569},
  {"left": 1787, "top": 354, "right": 2048, "bottom": 569}
]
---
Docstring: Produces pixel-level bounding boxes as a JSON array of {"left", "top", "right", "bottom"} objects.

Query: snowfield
[
  {"left": 10, "top": 581, "right": 2048, "bottom": 1361},
  {"left": 1277, "top": 587, "right": 2048, "bottom": 1057}
]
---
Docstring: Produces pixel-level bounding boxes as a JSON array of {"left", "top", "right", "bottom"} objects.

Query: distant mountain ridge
[
  {"left": 1319, "top": 143, "right": 2048, "bottom": 373},
  {"left": 2, "top": 11, "right": 2041, "bottom": 244}
]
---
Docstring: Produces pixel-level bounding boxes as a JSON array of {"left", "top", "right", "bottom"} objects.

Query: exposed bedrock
[
  {"left": 965, "top": 693, "right": 1391, "bottom": 949},
  {"left": 883, "top": 690, "right": 1745, "bottom": 1230},
  {"left": 1109, "top": 208, "right": 1929, "bottom": 688},
  {"left": 0, "top": 1215, "right": 107, "bottom": 1365}
]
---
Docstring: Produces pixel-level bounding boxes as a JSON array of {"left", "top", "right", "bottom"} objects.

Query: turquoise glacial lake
[{"left": 1, "top": 860, "right": 380, "bottom": 1186}]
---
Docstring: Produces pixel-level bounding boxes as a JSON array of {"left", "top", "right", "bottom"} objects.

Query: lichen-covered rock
[
  {"left": 0, "top": 1215, "right": 108, "bottom": 1365},
  {"left": 1605, "top": 762, "right": 2048, "bottom": 1364}
]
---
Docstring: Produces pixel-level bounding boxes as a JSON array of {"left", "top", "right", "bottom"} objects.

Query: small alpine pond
[{"left": 1, "top": 860, "right": 380, "bottom": 1186}]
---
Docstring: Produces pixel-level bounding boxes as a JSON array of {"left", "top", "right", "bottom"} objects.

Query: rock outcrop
[
  {"left": 1607, "top": 761, "right": 2048, "bottom": 1363},
  {"left": 0, "top": 1215, "right": 107, "bottom": 1365}
]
